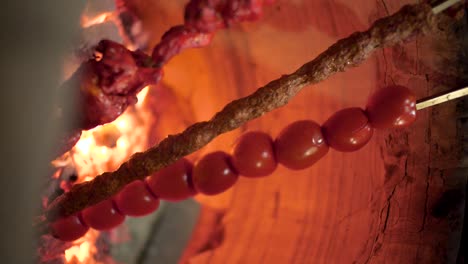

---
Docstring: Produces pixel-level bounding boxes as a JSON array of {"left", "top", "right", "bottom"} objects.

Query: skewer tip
[
  {"left": 432, "top": 0, "right": 463, "bottom": 14},
  {"left": 416, "top": 86, "right": 468, "bottom": 110}
]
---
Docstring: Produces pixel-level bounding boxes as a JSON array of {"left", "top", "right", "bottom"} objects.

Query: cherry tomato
[
  {"left": 322, "top": 107, "right": 373, "bottom": 152},
  {"left": 114, "top": 180, "right": 160, "bottom": 217},
  {"left": 274, "top": 120, "right": 329, "bottom": 170},
  {"left": 231, "top": 131, "right": 277, "bottom": 177},
  {"left": 81, "top": 199, "right": 125, "bottom": 230},
  {"left": 192, "top": 151, "right": 239, "bottom": 195},
  {"left": 50, "top": 213, "right": 89, "bottom": 242},
  {"left": 366, "top": 85, "right": 417, "bottom": 129},
  {"left": 146, "top": 158, "right": 196, "bottom": 201}
]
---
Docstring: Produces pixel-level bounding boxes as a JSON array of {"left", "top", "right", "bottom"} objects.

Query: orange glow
[
  {"left": 57, "top": 83, "right": 152, "bottom": 263},
  {"left": 64, "top": 230, "right": 99, "bottom": 263},
  {"left": 71, "top": 86, "right": 152, "bottom": 182},
  {"left": 58, "top": 85, "right": 152, "bottom": 263},
  {"left": 57, "top": 5, "right": 157, "bottom": 263},
  {"left": 81, "top": 12, "right": 115, "bottom": 28}
]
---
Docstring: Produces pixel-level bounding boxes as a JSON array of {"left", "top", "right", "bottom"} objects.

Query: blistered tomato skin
[
  {"left": 81, "top": 199, "right": 125, "bottom": 230},
  {"left": 366, "top": 85, "right": 417, "bottom": 129},
  {"left": 192, "top": 151, "right": 239, "bottom": 195},
  {"left": 114, "top": 180, "right": 160, "bottom": 217},
  {"left": 50, "top": 213, "right": 89, "bottom": 242},
  {"left": 231, "top": 131, "right": 277, "bottom": 177},
  {"left": 274, "top": 120, "right": 329, "bottom": 170},
  {"left": 322, "top": 107, "right": 373, "bottom": 152},
  {"left": 146, "top": 158, "right": 196, "bottom": 201}
]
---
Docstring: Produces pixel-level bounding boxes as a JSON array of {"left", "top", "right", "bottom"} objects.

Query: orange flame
[
  {"left": 81, "top": 12, "right": 115, "bottom": 28},
  {"left": 71, "top": 86, "right": 151, "bottom": 181},
  {"left": 64, "top": 230, "right": 99, "bottom": 263},
  {"left": 61, "top": 85, "right": 152, "bottom": 263},
  {"left": 59, "top": 4, "right": 155, "bottom": 261}
]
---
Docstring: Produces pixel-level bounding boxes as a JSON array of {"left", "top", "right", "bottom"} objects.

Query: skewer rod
[
  {"left": 416, "top": 86, "right": 468, "bottom": 110},
  {"left": 432, "top": 0, "right": 462, "bottom": 14}
]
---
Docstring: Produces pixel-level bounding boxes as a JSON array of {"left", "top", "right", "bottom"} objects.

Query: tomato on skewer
[
  {"left": 146, "top": 158, "right": 196, "bottom": 201},
  {"left": 232, "top": 131, "right": 277, "bottom": 177},
  {"left": 366, "top": 85, "right": 417, "bottom": 129},
  {"left": 114, "top": 180, "right": 160, "bottom": 217},
  {"left": 322, "top": 107, "right": 373, "bottom": 152},
  {"left": 192, "top": 152, "right": 239, "bottom": 195},
  {"left": 275, "top": 120, "right": 329, "bottom": 170},
  {"left": 81, "top": 199, "right": 125, "bottom": 230},
  {"left": 50, "top": 214, "right": 89, "bottom": 242}
]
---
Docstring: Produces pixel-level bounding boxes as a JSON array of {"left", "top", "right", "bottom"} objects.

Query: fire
[
  {"left": 71, "top": 86, "right": 151, "bottom": 182},
  {"left": 58, "top": 5, "right": 157, "bottom": 260},
  {"left": 81, "top": 12, "right": 115, "bottom": 28},
  {"left": 60, "top": 85, "right": 153, "bottom": 263},
  {"left": 57, "top": 2, "right": 155, "bottom": 262},
  {"left": 64, "top": 230, "right": 99, "bottom": 263}
]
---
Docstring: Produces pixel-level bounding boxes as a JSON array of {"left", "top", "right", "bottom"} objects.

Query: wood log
[{"left": 134, "top": 1, "right": 467, "bottom": 263}]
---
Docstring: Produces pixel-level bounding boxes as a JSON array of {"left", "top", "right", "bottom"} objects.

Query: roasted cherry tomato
[
  {"left": 366, "top": 85, "right": 416, "bottom": 129},
  {"left": 50, "top": 213, "right": 89, "bottom": 242},
  {"left": 192, "top": 151, "right": 239, "bottom": 195},
  {"left": 275, "top": 120, "right": 329, "bottom": 170},
  {"left": 231, "top": 131, "right": 277, "bottom": 177},
  {"left": 146, "top": 158, "right": 196, "bottom": 201},
  {"left": 114, "top": 180, "right": 160, "bottom": 217},
  {"left": 322, "top": 107, "right": 373, "bottom": 152},
  {"left": 81, "top": 199, "right": 125, "bottom": 230}
]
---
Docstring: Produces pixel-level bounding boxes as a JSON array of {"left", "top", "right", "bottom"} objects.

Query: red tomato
[
  {"left": 192, "top": 151, "right": 239, "bottom": 195},
  {"left": 146, "top": 158, "right": 196, "bottom": 201},
  {"left": 50, "top": 213, "right": 89, "bottom": 242},
  {"left": 231, "top": 131, "right": 277, "bottom": 177},
  {"left": 114, "top": 180, "right": 160, "bottom": 217},
  {"left": 366, "top": 85, "right": 417, "bottom": 129},
  {"left": 322, "top": 107, "right": 373, "bottom": 152},
  {"left": 274, "top": 120, "right": 329, "bottom": 170},
  {"left": 81, "top": 199, "right": 125, "bottom": 230}
]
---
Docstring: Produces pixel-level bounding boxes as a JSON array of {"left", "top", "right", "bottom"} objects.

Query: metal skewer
[
  {"left": 412, "top": 0, "right": 466, "bottom": 110},
  {"left": 416, "top": 86, "right": 468, "bottom": 110},
  {"left": 432, "top": 0, "right": 462, "bottom": 14}
]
